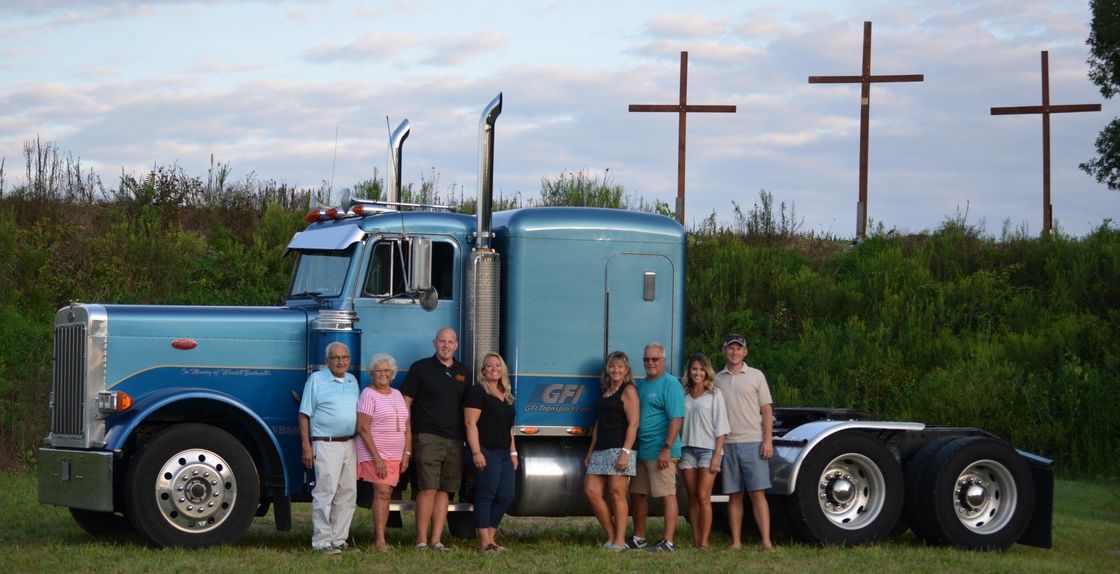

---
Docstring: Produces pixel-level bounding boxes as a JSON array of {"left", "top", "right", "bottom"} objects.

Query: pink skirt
[{"left": 357, "top": 459, "right": 401, "bottom": 486}]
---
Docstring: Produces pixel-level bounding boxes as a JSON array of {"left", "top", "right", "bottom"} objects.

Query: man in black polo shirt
[{"left": 401, "top": 327, "right": 470, "bottom": 551}]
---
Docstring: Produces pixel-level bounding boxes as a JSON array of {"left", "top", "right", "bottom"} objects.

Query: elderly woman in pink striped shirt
[{"left": 356, "top": 353, "right": 411, "bottom": 552}]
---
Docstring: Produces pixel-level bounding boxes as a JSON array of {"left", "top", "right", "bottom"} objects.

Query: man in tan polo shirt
[{"left": 714, "top": 333, "right": 774, "bottom": 550}]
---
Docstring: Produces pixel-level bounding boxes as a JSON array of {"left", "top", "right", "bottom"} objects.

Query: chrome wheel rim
[
  {"left": 952, "top": 458, "right": 1017, "bottom": 534},
  {"left": 815, "top": 453, "right": 886, "bottom": 530},
  {"left": 153, "top": 448, "right": 238, "bottom": 533}
]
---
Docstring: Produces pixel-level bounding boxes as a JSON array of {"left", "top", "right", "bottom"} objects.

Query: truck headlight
[{"left": 96, "top": 391, "right": 133, "bottom": 414}]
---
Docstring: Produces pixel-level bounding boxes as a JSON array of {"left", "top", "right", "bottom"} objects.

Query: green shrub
[{"left": 1, "top": 178, "right": 1118, "bottom": 477}]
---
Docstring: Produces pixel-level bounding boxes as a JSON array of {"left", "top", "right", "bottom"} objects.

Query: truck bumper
[{"left": 38, "top": 448, "right": 115, "bottom": 512}]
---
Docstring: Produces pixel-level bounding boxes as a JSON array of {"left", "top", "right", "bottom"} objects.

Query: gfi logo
[{"left": 537, "top": 384, "right": 585, "bottom": 404}]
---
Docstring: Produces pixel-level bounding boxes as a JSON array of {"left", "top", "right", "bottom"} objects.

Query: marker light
[{"left": 96, "top": 391, "right": 133, "bottom": 414}]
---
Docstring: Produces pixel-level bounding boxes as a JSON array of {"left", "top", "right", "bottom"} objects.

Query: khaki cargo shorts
[
  {"left": 629, "top": 458, "right": 679, "bottom": 498},
  {"left": 413, "top": 432, "right": 463, "bottom": 493}
]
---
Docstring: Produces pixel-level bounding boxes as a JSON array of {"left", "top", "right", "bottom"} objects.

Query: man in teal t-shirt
[{"left": 628, "top": 342, "right": 685, "bottom": 552}]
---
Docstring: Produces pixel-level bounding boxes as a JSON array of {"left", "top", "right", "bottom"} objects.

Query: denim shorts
[
  {"left": 720, "top": 442, "right": 771, "bottom": 493},
  {"left": 679, "top": 446, "right": 714, "bottom": 470}
]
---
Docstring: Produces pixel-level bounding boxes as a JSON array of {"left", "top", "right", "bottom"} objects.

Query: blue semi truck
[{"left": 38, "top": 94, "right": 1053, "bottom": 551}]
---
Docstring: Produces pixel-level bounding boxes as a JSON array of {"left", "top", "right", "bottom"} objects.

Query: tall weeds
[
  {"left": 0, "top": 143, "right": 1116, "bottom": 477},
  {"left": 686, "top": 216, "right": 1120, "bottom": 476}
]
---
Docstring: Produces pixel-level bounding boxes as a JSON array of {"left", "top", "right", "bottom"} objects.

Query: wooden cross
[
  {"left": 809, "top": 21, "right": 923, "bottom": 240},
  {"left": 991, "top": 51, "right": 1102, "bottom": 238},
  {"left": 629, "top": 51, "right": 736, "bottom": 225}
]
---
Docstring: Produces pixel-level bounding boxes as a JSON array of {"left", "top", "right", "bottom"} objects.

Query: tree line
[{"left": 0, "top": 153, "right": 1116, "bottom": 478}]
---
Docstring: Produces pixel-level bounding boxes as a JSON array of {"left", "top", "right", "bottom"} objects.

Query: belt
[{"left": 311, "top": 435, "right": 354, "bottom": 442}]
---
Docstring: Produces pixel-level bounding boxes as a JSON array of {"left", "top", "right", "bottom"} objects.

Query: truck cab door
[
  {"left": 352, "top": 235, "right": 460, "bottom": 385},
  {"left": 605, "top": 253, "right": 678, "bottom": 373}
]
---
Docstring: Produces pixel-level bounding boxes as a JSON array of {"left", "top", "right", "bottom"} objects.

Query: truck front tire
[
  {"left": 69, "top": 508, "right": 134, "bottom": 541},
  {"left": 786, "top": 432, "right": 904, "bottom": 545},
  {"left": 125, "top": 423, "right": 260, "bottom": 548}
]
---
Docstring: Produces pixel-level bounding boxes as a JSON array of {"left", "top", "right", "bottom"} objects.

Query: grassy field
[{"left": 0, "top": 474, "right": 1115, "bottom": 573}]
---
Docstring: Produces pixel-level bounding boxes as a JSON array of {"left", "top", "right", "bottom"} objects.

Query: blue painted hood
[{"left": 103, "top": 305, "right": 310, "bottom": 388}]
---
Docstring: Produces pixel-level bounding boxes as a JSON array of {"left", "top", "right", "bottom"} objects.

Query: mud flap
[{"left": 1017, "top": 452, "right": 1053, "bottom": 549}]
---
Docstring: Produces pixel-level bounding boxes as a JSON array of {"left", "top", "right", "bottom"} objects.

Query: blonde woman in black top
[{"left": 464, "top": 352, "right": 518, "bottom": 552}]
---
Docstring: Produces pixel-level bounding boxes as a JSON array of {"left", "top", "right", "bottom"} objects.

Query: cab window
[
  {"left": 363, "top": 238, "right": 454, "bottom": 300},
  {"left": 288, "top": 248, "right": 353, "bottom": 299}
]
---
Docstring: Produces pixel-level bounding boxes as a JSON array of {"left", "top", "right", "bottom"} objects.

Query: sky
[{"left": 2, "top": 0, "right": 1119, "bottom": 238}]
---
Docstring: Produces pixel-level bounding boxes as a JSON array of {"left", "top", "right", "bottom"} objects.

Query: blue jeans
[{"left": 473, "top": 447, "right": 516, "bottom": 529}]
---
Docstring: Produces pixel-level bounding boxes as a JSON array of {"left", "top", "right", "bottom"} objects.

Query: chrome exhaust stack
[
  {"left": 476, "top": 93, "right": 502, "bottom": 249},
  {"left": 464, "top": 93, "right": 503, "bottom": 378},
  {"left": 388, "top": 119, "right": 410, "bottom": 205}
]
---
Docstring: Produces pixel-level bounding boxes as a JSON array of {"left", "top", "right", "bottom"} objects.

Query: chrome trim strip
[{"left": 769, "top": 420, "right": 925, "bottom": 495}]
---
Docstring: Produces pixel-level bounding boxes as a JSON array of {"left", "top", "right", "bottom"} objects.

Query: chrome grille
[{"left": 52, "top": 323, "right": 87, "bottom": 438}]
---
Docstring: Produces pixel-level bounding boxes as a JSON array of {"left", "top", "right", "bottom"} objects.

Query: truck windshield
[{"left": 288, "top": 249, "right": 352, "bottom": 300}]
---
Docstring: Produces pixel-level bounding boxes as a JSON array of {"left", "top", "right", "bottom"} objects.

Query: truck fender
[
  {"left": 103, "top": 387, "right": 289, "bottom": 492},
  {"left": 769, "top": 420, "right": 925, "bottom": 495}
]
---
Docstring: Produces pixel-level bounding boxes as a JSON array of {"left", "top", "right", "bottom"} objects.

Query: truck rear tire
[
  {"left": 69, "top": 508, "right": 135, "bottom": 541},
  {"left": 125, "top": 424, "right": 260, "bottom": 548},
  {"left": 902, "top": 436, "right": 958, "bottom": 545},
  {"left": 786, "top": 432, "right": 903, "bottom": 545},
  {"left": 916, "top": 436, "right": 1033, "bottom": 550}
]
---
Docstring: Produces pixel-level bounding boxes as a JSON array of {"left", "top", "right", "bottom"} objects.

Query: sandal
[
  {"left": 414, "top": 542, "right": 428, "bottom": 550},
  {"left": 431, "top": 542, "right": 451, "bottom": 552}
]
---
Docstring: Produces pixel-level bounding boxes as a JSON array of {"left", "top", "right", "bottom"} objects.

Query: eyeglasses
[
  {"left": 642, "top": 357, "right": 663, "bottom": 363},
  {"left": 371, "top": 369, "right": 393, "bottom": 375},
  {"left": 327, "top": 355, "right": 350, "bottom": 361}
]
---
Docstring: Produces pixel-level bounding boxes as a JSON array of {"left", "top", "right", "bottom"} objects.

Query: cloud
[
  {"left": 418, "top": 30, "right": 508, "bottom": 67},
  {"left": 0, "top": 1, "right": 308, "bottom": 19},
  {"left": 1, "top": 0, "right": 1114, "bottom": 236},
  {"left": 0, "top": 1, "right": 210, "bottom": 23},
  {"left": 754, "top": 130, "right": 824, "bottom": 147},
  {"left": 645, "top": 13, "right": 729, "bottom": 39},
  {"left": 304, "top": 32, "right": 416, "bottom": 63},
  {"left": 731, "top": 14, "right": 788, "bottom": 41},
  {"left": 305, "top": 29, "right": 506, "bottom": 68}
]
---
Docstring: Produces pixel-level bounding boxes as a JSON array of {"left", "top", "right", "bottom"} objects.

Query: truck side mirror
[
  {"left": 418, "top": 287, "right": 439, "bottom": 311},
  {"left": 409, "top": 237, "right": 438, "bottom": 311}
]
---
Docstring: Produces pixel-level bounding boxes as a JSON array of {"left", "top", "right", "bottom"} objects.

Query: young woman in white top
[{"left": 680, "top": 352, "right": 730, "bottom": 549}]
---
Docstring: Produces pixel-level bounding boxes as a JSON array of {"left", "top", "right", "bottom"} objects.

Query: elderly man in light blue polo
[{"left": 299, "top": 341, "right": 361, "bottom": 554}]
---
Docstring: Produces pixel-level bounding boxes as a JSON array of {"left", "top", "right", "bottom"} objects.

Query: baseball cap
[{"left": 722, "top": 333, "right": 747, "bottom": 348}]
